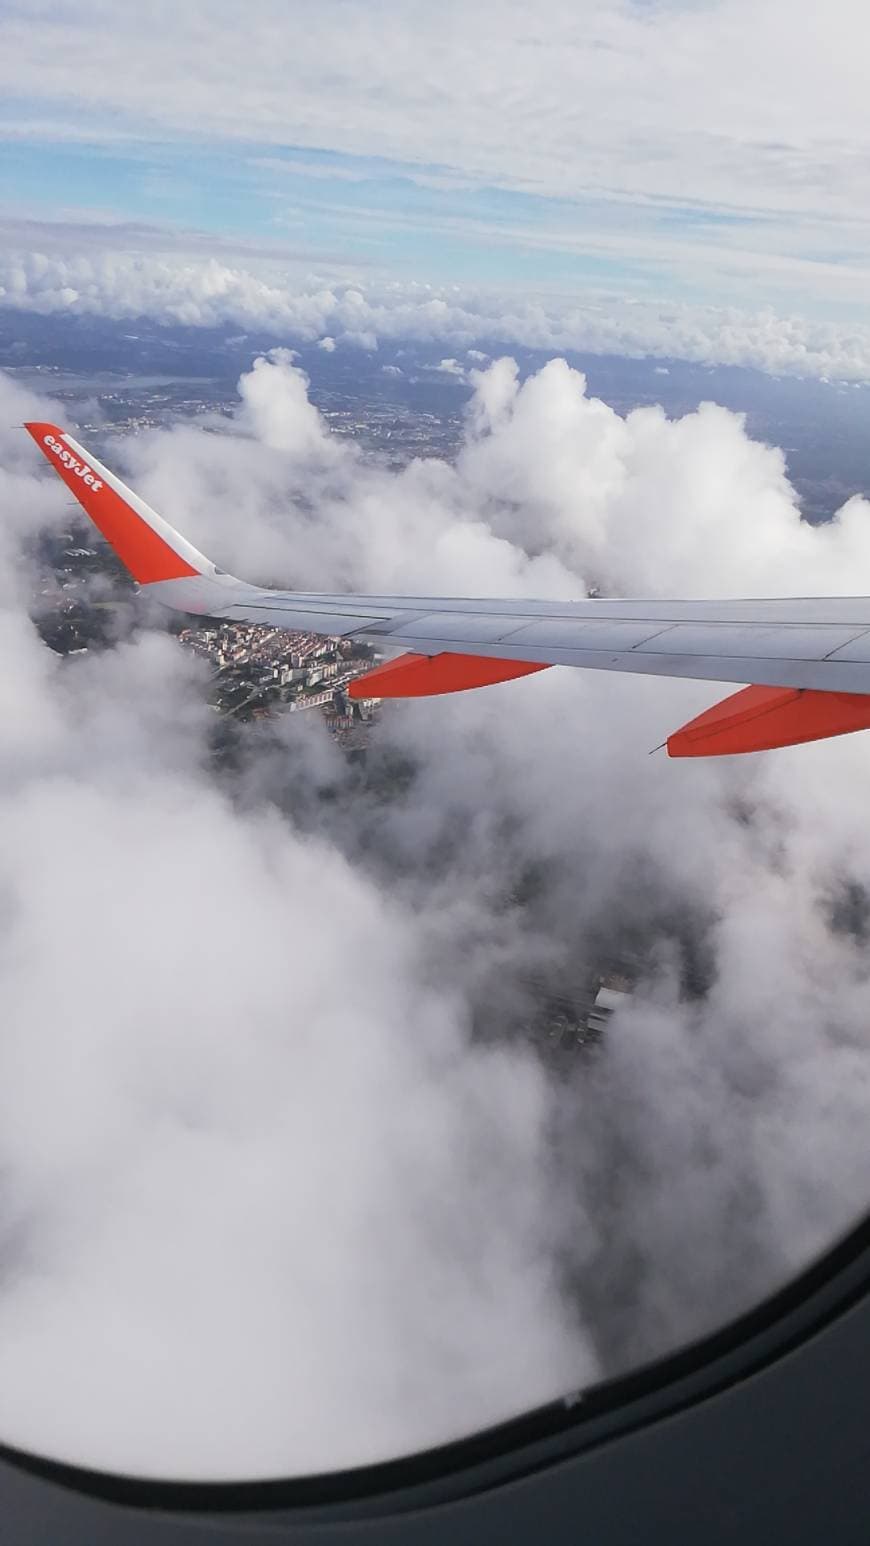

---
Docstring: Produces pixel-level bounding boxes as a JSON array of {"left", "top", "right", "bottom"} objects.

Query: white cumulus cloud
[
  {"left": 3, "top": 352, "right": 870, "bottom": 1486},
  {"left": 4, "top": 240, "right": 870, "bottom": 381}
]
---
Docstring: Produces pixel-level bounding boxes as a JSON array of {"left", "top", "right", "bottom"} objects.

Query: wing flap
[
  {"left": 668, "top": 684, "right": 870, "bottom": 756},
  {"left": 348, "top": 652, "right": 550, "bottom": 699}
]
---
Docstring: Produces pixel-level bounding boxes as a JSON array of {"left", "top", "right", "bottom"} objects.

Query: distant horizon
[
  {"left": 5, "top": 306, "right": 869, "bottom": 527},
  {"left": 3, "top": 1, "right": 870, "bottom": 383}
]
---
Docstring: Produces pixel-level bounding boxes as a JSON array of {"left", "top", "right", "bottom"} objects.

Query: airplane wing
[{"left": 24, "top": 420, "right": 870, "bottom": 756}]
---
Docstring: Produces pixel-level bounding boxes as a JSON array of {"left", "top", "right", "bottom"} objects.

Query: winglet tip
[
  {"left": 23, "top": 420, "right": 62, "bottom": 442},
  {"left": 24, "top": 419, "right": 203, "bottom": 585}
]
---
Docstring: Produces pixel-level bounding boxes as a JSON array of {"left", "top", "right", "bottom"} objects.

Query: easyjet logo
[{"left": 43, "top": 433, "right": 103, "bottom": 492}]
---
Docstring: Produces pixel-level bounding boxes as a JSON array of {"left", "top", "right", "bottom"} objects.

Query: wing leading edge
[{"left": 23, "top": 420, "right": 870, "bottom": 756}]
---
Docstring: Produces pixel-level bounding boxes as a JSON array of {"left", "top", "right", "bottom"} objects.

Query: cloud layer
[
  {"left": 3, "top": 0, "right": 870, "bottom": 226},
  {"left": 3, "top": 354, "right": 870, "bottom": 1481},
  {"left": 6, "top": 243, "right": 870, "bottom": 382},
  {"left": 3, "top": 1, "right": 870, "bottom": 384}
]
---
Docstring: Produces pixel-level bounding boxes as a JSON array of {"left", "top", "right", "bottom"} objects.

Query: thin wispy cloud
[{"left": 1, "top": 0, "right": 869, "bottom": 335}]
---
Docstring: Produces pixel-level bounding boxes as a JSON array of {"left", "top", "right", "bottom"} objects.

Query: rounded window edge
[{"left": 3, "top": 1202, "right": 870, "bottom": 1521}]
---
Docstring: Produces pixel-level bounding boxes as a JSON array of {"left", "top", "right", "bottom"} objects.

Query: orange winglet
[
  {"left": 24, "top": 422, "right": 199, "bottom": 584},
  {"left": 348, "top": 651, "right": 550, "bottom": 699},
  {"left": 668, "top": 683, "right": 870, "bottom": 757}
]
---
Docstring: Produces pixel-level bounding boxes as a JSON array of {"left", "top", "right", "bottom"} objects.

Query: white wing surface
[{"left": 25, "top": 420, "right": 870, "bottom": 756}]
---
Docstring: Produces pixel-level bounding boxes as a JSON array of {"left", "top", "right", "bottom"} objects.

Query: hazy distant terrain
[{"left": 5, "top": 308, "right": 870, "bottom": 525}]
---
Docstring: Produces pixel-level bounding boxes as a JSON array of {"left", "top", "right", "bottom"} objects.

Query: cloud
[
  {"left": 5, "top": 240, "right": 870, "bottom": 381},
  {"left": 4, "top": 3, "right": 870, "bottom": 336},
  {"left": 337, "top": 328, "right": 378, "bottom": 352},
  {"left": 2, "top": 0, "right": 870, "bottom": 228},
  {"left": 4, "top": 351, "right": 870, "bottom": 1483},
  {"left": 434, "top": 357, "right": 467, "bottom": 378},
  {"left": 0, "top": 369, "right": 586, "bottom": 1479}
]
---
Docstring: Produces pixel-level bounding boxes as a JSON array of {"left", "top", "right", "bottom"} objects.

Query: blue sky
[
  {"left": 2, "top": 0, "right": 870, "bottom": 373},
  {"left": 0, "top": 130, "right": 751, "bottom": 300}
]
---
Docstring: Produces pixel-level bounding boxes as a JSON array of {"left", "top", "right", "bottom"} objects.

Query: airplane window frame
[{"left": 3, "top": 1201, "right": 870, "bottom": 1524}]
